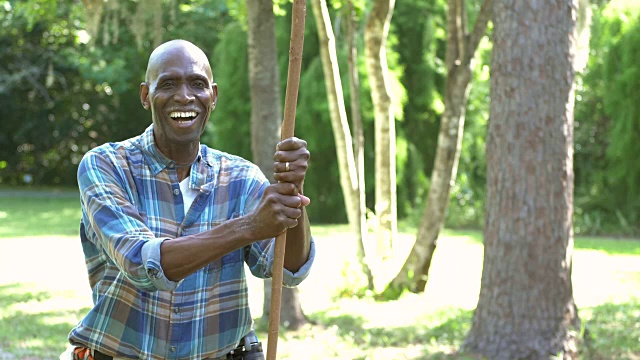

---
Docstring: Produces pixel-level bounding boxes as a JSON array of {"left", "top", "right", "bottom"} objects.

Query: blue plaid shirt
[{"left": 69, "top": 125, "right": 315, "bottom": 359}]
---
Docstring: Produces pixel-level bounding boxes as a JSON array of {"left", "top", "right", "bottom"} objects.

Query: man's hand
[
  {"left": 244, "top": 137, "right": 311, "bottom": 241},
  {"left": 273, "top": 137, "right": 310, "bottom": 194}
]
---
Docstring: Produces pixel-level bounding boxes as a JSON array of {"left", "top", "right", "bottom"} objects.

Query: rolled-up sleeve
[
  {"left": 270, "top": 237, "right": 315, "bottom": 287},
  {"left": 245, "top": 237, "right": 316, "bottom": 287},
  {"left": 140, "top": 238, "right": 182, "bottom": 291}
]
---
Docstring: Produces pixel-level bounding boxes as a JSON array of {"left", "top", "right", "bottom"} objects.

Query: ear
[
  {"left": 211, "top": 83, "right": 218, "bottom": 110},
  {"left": 140, "top": 82, "right": 150, "bottom": 110}
]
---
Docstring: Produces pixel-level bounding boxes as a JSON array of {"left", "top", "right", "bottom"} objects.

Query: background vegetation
[
  {"left": 2, "top": 0, "right": 639, "bottom": 235},
  {"left": 1, "top": 0, "right": 639, "bottom": 358}
]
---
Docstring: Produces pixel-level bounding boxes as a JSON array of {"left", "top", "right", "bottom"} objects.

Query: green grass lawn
[{"left": 0, "top": 191, "right": 638, "bottom": 359}]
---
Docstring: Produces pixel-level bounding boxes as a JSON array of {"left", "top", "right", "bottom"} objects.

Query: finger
[
  {"left": 274, "top": 160, "right": 294, "bottom": 173},
  {"left": 272, "top": 182, "right": 299, "bottom": 196},
  {"left": 279, "top": 194, "right": 302, "bottom": 209},
  {"left": 274, "top": 145, "right": 310, "bottom": 163},
  {"left": 273, "top": 151, "right": 310, "bottom": 164},
  {"left": 282, "top": 206, "right": 302, "bottom": 220},
  {"left": 273, "top": 214, "right": 298, "bottom": 234},
  {"left": 276, "top": 137, "right": 307, "bottom": 151},
  {"left": 299, "top": 194, "right": 311, "bottom": 207},
  {"left": 274, "top": 170, "right": 306, "bottom": 186}
]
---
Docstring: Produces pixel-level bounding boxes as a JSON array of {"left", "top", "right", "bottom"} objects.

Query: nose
[{"left": 174, "top": 83, "right": 195, "bottom": 104}]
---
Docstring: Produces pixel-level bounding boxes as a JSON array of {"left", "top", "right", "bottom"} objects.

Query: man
[{"left": 62, "top": 39, "right": 314, "bottom": 360}]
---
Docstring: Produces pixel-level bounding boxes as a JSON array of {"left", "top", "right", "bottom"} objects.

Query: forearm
[
  {"left": 283, "top": 208, "right": 311, "bottom": 273},
  {"left": 160, "top": 216, "right": 255, "bottom": 281}
]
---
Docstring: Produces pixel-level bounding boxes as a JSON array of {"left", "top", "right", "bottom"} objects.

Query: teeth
[{"left": 170, "top": 111, "right": 197, "bottom": 118}]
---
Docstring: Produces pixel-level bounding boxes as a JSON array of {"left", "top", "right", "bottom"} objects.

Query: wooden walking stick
[{"left": 266, "top": 0, "right": 306, "bottom": 359}]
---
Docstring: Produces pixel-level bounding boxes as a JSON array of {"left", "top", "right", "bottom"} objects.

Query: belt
[
  {"left": 93, "top": 349, "right": 234, "bottom": 360},
  {"left": 93, "top": 350, "right": 113, "bottom": 360}
]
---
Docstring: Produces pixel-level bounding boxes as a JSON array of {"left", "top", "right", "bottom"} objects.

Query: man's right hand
[{"left": 244, "top": 182, "right": 309, "bottom": 241}]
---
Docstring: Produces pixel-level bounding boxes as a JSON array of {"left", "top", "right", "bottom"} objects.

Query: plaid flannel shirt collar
[
  {"left": 135, "top": 125, "right": 216, "bottom": 193},
  {"left": 135, "top": 124, "right": 212, "bottom": 176}
]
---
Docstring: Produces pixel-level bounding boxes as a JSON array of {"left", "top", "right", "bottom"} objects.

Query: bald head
[{"left": 145, "top": 40, "right": 213, "bottom": 83}]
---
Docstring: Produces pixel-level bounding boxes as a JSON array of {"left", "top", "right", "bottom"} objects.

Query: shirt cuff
[
  {"left": 141, "top": 238, "right": 182, "bottom": 291},
  {"left": 267, "top": 237, "right": 315, "bottom": 287}
]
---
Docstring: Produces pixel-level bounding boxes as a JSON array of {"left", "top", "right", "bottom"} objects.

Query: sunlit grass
[
  {"left": 0, "top": 191, "right": 638, "bottom": 359},
  {"left": 0, "top": 192, "right": 81, "bottom": 238}
]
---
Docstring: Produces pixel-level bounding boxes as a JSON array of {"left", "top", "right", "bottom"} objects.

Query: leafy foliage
[
  {"left": 0, "top": 0, "right": 638, "bottom": 234},
  {"left": 574, "top": 1, "right": 640, "bottom": 235}
]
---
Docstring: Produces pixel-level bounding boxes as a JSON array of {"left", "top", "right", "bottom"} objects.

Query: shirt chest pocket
[
  {"left": 206, "top": 211, "right": 245, "bottom": 273},
  {"left": 207, "top": 249, "right": 243, "bottom": 273}
]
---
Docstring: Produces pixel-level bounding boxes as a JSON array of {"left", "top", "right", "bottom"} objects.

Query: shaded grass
[
  {"left": 309, "top": 307, "right": 473, "bottom": 350},
  {"left": 0, "top": 284, "right": 90, "bottom": 359},
  {"left": 582, "top": 299, "right": 640, "bottom": 360}
]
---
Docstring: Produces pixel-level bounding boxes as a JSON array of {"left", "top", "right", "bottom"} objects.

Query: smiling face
[{"left": 140, "top": 40, "right": 218, "bottom": 160}]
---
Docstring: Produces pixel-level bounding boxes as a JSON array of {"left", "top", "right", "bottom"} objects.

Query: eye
[
  {"left": 160, "top": 81, "right": 175, "bottom": 89},
  {"left": 192, "top": 80, "right": 207, "bottom": 88}
]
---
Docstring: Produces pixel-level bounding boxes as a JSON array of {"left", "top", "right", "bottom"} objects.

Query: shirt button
[
  {"left": 170, "top": 346, "right": 176, "bottom": 353},
  {"left": 174, "top": 307, "right": 180, "bottom": 314},
  {"left": 173, "top": 188, "right": 180, "bottom": 196},
  {"left": 168, "top": 163, "right": 175, "bottom": 169}
]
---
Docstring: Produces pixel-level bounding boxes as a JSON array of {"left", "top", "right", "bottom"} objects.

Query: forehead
[{"left": 148, "top": 46, "right": 212, "bottom": 82}]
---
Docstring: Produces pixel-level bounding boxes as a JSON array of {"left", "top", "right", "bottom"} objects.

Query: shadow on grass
[
  {"left": 304, "top": 299, "right": 640, "bottom": 360},
  {"left": 582, "top": 298, "right": 640, "bottom": 360},
  {"left": 0, "top": 283, "right": 90, "bottom": 359},
  {"left": 309, "top": 308, "right": 479, "bottom": 359},
  {"left": 0, "top": 284, "right": 52, "bottom": 308}
]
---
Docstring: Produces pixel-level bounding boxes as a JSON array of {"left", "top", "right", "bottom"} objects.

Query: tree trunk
[
  {"left": 574, "top": 0, "right": 592, "bottom": 73},
  {"left": 463, "top": 1, "right": 580, "bottom": 358},
  {"left": 246, "top": 0, "right": 307, "bottom": 329},
  {"left": 310, "top": 0, "right": 373, "bottom": 290},
  {"left": 345, "top": 0, "right": 374, "bottom": 290},
  {"left": 364, "top": 0, "right": 397, "bottom": 260},
  {"left": 261, "top": 280, "right": 307, "bottom": 330},
  {"left": 384, "top": 0, "right": 493, "bottom": 297}
]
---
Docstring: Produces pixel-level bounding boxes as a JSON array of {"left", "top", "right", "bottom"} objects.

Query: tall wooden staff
[{"left": 266, "top": 0, "right": 306, "bottom": 359}]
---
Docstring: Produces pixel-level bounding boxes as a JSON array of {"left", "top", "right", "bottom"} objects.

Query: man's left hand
[{"left": 273, "top": 137, "right": 310, "bottom": 199}]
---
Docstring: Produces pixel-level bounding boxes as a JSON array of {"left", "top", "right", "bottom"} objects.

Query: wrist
[{"left": 230, "top": 213, "right": 259, "bottom": 243}]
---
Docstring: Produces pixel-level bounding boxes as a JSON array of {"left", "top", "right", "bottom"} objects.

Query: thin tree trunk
[
  {"left": 345, "top": 0, "right": 374, "bottom": 290},
  {"left": 364, "top": 0, "right": 397, "bottom": 260},
  {"left": 463, "top": 0, "right": 579, "bottom": 358},
  {"left": 310, "top": 0, "right": 373, "bottom": 290},
  {"left": 574, "top": 0, "right": 591, "bottom": 73},
  {"left": 384, "top": 0, "right": 493, "bottom": 297},
  {"left": 246, "top": 0, "right": 307, "bottom": 330},
  {"left": 309, "top": 0, "right": 357, "bottom": 233}
]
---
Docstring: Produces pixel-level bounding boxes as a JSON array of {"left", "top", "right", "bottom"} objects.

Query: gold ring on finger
[{"left": 285, "top": 162, "right": 290, "bottom": 171}]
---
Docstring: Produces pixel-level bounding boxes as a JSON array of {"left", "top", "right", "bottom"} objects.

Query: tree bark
[
  {"left": 384, "top": 0, "right": 493, "bottom": 297},
  {"left": 364, "top": 0, "right": 397, "bottom": 260},
  {"left": 310, "top": 0, "right": 373, "bottom": 290},
  {"left": 345, "top": 0, "right": 374, "bottom": 290},
  {"left": 246, "top": 0, "right": 307, "bottom": 329},
  {"left": 463, "top": 0, "right": 580, "bottom": 358}
]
